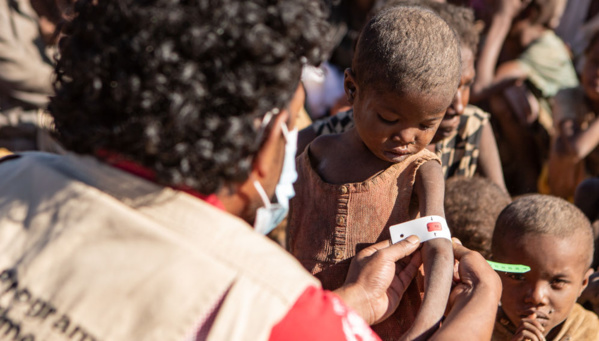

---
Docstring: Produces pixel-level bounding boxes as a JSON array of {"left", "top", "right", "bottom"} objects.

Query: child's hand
[{"left": 511, "top": 313, "right": 546, "bottom": 341}]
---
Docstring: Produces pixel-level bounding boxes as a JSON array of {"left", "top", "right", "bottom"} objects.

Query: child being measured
[
  {"left": 287, "top": 6, "right": 460, "bottom": 341},
  {"left": 491, "top": 195, "right": 599, "bottom": 341}
]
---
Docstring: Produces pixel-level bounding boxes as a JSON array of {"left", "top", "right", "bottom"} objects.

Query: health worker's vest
[{"left": 0, "top": 152, "right": 318, "bottom": 341}]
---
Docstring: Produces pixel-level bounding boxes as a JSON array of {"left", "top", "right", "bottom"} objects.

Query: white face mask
[{"left": 253, "top": 123, "right": 298, "bottom": 235}]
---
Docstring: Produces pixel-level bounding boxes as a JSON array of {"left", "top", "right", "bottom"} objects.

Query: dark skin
[
  {"left": 548, "top": 38, "right": 599, "bottom": 198},
  {"left": 470, "top": 0, "right": 551, "bottom": 193},
  {"left": 299, "top": 45, "right": 507, "bottom": 192},
  {"left": 493, "top": 232, "right": 593, "bottom": 341},
  {"left": 217, "top": 83, "right": 502, "bottom": 337},
  {"left": 308, "top": 70, "right": 454, "bottom": 340},
  {"left": 428, "top": 46, "right": 506, "bottom": 192}
]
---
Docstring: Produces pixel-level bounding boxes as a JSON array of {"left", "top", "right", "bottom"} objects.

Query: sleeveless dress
[{"left": 288, "top": 146, "right": 440, "bottom": 340}]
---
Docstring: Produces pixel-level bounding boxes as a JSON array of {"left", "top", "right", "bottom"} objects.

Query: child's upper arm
[{"left": 414, "top": 160, "right": 445, "bottom": 217}]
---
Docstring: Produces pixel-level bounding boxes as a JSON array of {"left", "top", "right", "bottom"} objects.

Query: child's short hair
[
  {"left": 376, "top": 0, "right": 480, "bottom": 55},
  {"left": 352, "top": 6, "right": 460, "bottom": 101},
  {"left": 492, "top": 194, "right": 594, "bottom": 266},
  {"left": 444, "top": 176, "right": 511, "bottom": 258}
]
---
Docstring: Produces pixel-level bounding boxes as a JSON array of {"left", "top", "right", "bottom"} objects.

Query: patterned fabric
[
  {"left": 311, "top": 109, "right": 355, "bottom": 136},
  {"left": 309, "top": 106, "right": 489, "bottom": 179},
  {"left": 435, "top": 105, "right": 489, "bottom": 179}
]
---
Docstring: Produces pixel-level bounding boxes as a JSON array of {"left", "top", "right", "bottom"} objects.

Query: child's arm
[
  {"left": 547, "top": 92, "right": 599, "bottom": 197},
  {"left": 470, "top": 0, "right": 528, "bottom": 103},
  {"left": 430, "top": 242, "right": 502, "bottom": 341},
  {"left": 561, "top": 117, "right": 599, "bottom": 161},
  {"left": 476, "top": 122, "right": 507, "bottom": 192},
  {"left": 401, "top": 160, "right": 454, "bottom": 341}
]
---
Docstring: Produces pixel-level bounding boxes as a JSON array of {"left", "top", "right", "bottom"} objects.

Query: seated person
[
  {"left": 298, "top": 0, "right": 506, "bottom": 192},
  {"left": 471, "top": 0, "right": 578, "bottom": 194},
  {"left": 491, "top": 194, "right": 599, "bottom": 340},
  {"left": 444, "top": 176, "right": 511, "bottom": 259},
  {"left": 289, "top": 6, "right": 459, "bottom": 340},
  {"left": 543, "top": 30, "right": 599, "bottom": 200}
]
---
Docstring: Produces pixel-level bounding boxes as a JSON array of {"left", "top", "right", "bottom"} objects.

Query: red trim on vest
[
  {"left": 269, "top": 286, "right": 380, "bottom": 341},
  {"left": 97, "top": 150, "right": 225, "bottom": 210}
]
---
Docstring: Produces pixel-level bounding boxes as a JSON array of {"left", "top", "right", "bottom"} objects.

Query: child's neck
[
  {"left": 312, "top": 129, "right": 395, "bottom": 185},
  {"left": 339, "top": 130, "right": 394, "bottom": 182}
]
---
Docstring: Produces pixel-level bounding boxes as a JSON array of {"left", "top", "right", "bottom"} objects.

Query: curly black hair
[{"left": 51, "top": 0, "right": 331, "bottom": 194}]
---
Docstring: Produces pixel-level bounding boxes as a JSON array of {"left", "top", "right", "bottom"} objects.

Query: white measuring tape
[{"left": 389, "top": 215, "right": 452, "bottom": 244}]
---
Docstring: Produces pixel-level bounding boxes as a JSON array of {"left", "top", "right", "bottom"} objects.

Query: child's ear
[
  {"left": 580, "top": 268, "right": 595, "bottom": 296},
  {"left": 344, "top": 68, "right": 358, "bottom": 105}
]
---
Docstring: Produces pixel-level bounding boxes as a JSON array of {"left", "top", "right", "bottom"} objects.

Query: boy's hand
[
  {"left": 336, "top": 236, "right": 422, "bottom": 325},
  {"left": 511, "top": 314, "right": 546, "bottom": 341}
]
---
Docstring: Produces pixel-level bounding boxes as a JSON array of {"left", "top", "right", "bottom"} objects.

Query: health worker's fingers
[{"left": 357, "top": 236, "right": 420, "bottom": 261}]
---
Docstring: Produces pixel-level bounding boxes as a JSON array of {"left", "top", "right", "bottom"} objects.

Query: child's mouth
[
  {"left": 384, "top": 147, "right": 411, "bottom": 161},
  {"left": 520, "top": 311, "right": 550, "bottom": 323}
]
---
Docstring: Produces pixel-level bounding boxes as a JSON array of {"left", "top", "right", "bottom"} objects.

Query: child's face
[
  {"left": 434, "top": 46, "right": 475, "bottom": 141},
  {"left": 344, "top": 71, "right": 448, "bottom": 163},
  {"left": 582, "top": 39, "right": 599, "bottom": 103},
  {"left": 494, "top": 232, "right": 592, "bottom": 337}
]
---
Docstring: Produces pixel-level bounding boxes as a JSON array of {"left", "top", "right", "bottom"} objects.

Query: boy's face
[
  {"left": 344, "top": 70, "right": 448, "bottom": 163},
  {"left": 434, "top": 46, "right": 475, "bottom": 141},
  {"left": 494, "top": 232, "right": 593, "bottom": 337},
  {"left": 582, "top": 39, "right": 599, "bottom": 103}
]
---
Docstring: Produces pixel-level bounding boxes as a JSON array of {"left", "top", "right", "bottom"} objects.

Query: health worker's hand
[
  {"left": 335, "top": 235, "right": 422, "bottom": 325},
  {"left": 432, "top": 239, "right": 501, "bottom": 340}
]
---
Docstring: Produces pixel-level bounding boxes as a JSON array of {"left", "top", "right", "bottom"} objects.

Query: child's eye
[
  {"left": 377, "top": 114, "right": 398, "bottom": 124},
  {"left": 550, "top": 279, "right": 569, "bottom": 290},
  {"left": 507, "top": 273, "right": 526, "bottom": 281},
  {"left": 419, "top": 124, "right": 434, "bottom": 131}
]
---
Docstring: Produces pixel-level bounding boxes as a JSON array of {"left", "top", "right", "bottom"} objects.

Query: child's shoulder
[
  {"left": 558, "top": 303, "right": 599, "bottom": 340},
  {"left": 307, "top": 132, "right": 347, "bottom": 164}
]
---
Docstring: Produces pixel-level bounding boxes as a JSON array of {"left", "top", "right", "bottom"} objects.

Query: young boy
[
  {"left": 297, "top": 0, "right": 507, "bottom": 192},
  {"left": 491, "top": 195, "right": 599, "bottom": 340},
  {"left": 288, "top": 6, "right": 460, "bottom": 340}
]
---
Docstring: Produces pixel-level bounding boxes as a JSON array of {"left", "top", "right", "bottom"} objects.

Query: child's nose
[
  {"left": 524, "top": 282, "right": 549, "bottom": 306},
  {"left": 450, "top": 90, "right": 465, "bottom": 115},
  {"left": 392, "top": 128, "right": 417, "bottom": 145}
]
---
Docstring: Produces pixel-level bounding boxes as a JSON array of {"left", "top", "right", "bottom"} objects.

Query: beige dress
[
  {"left": 493, "top": 304, "right": 599, "bottom": 341},
  {"left": 288, "top": 147, "right": 440, "bottom": 340}
]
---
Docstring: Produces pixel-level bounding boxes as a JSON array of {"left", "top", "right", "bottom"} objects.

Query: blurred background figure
[
  {"left": 444, "top": 176, "right": 512, "bottom": 259},
  {"left": 0, "top": 0, "right": 65, "bottom": 153}
]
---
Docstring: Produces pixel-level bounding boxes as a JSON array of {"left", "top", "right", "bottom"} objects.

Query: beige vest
[{"left": 0, "top": 152, "right": 318, "bottom": 341}]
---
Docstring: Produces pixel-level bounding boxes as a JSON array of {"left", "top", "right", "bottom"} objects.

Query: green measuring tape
[{"left": 487, "top": 261, "right": 530, "bottom": 273}]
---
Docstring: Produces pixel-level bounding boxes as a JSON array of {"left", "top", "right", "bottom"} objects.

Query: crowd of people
[{"left": 0, "top": 0, "right": 599, "bottom": 340}]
